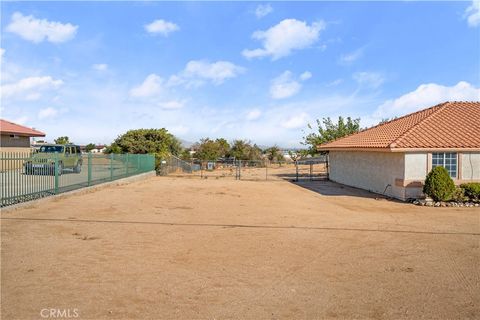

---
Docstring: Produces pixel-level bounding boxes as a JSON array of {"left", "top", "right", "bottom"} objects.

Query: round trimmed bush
[
  {"left": 460, "top": 183, "right": 480, "bottom": 201},
  {"left": 423, "top": 166, "right": 455, "bottom": 201}
]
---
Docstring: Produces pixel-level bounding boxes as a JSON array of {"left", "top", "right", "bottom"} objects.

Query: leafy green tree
[
  {"left": 180, "top": 149, "right": 193, "bottom": 161},
  {"left": 85, "top": 143, "right": 96, "bottom": 152},
  {"left": 248, "top": 144, "right": 263, "bottom": 161},
  {"left": 229, "top": 140, "right": 263, "bottom": 161},
  {"left": 303, "top": 116, "right": 361, "bottom": 155},
  {"left": 106, "top": 128, "right": 182, "bottom": 168},
  {"left": 264, "top": 145, "right": 284, "bottom": 161},
  {"left": 193, "top": 138, "right": 231, "bottom": 161},
  {"left": 195, "top": 138, "right": 221, "bottom": 161},
  {"left": 215, "top": 138, "right": 230, "bottom": 158},
  {"left": 229, "top": 140, "right": 248, "bottom": 160},
  {"left": 105, "top": 143, "right": 122, "bottom": 154},
  {"left": 229, "top": 140, "right": 249, "bottom": 160},
  {"left": 54, "top": 136, "right": 70, "bottom": 145}
]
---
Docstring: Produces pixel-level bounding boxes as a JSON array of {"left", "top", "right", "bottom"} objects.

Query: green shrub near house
[
  {"left": 460, "top": 183, "right": 480, "bottom": 201},
  {"left": 423, "top": 166, "right": 456, "bottom": 201},
  {"left": 451, "top": 186, "right": 466, "bottom": 202}
]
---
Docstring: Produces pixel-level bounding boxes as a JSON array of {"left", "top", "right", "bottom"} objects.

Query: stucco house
[
  {"left": 0, "top": 119, "right": 46, "bottom": 152},
  {"left": 317, "top": 101, "right": 480, "bottom": 200}
]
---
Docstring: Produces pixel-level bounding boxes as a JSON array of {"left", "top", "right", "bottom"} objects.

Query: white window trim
[{"left": 432, "top": 152, "right": 458, "bottom": 179}]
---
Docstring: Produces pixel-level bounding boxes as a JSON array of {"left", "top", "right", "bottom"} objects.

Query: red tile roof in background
[
  {"left": 318, "top": 101, "right": 480, "bottom": 151},
  {"left": 0, "top": 119, "right": 46, "bottom": 137}
]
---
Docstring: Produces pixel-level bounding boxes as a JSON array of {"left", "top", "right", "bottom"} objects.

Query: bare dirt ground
[{"left": 1, "top": 177, "right": 479, "bottom": 319}]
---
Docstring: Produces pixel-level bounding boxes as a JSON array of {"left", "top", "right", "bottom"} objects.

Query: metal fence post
[
  {"left": 110, "top": 153, "right": 114, "bottom": 181},
  {"left": 87, "top": 153, "right": 92, "bottom": 186},
  {"left": 295, "top": 160, "right": 299, "bottom": 182},
  {"left": 54, "top": 153, "right": 59, "bottom": 194},
  {"left": 266, "top": 160, "right": 268, "bottom": 181},
  {"left": 238, "top": 160, "right": 241, "bottom": 180},
  {"left": 126, "top": 153, "right": 129, "bottom": 176}
]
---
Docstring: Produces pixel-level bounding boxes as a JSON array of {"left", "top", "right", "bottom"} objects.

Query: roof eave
[
  {"left": 317, "top": 146, "right": 480, "bottom": 152},
  {"left": 317, "top": 146, "right": 394, "bottom": 152},
  {"left": 0, "top": 131, "right": 46, "bottom": 137}
]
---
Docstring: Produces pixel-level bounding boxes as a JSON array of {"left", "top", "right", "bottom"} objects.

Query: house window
[{"left": 432, "top": 152, "right": 457, "bottom": 178}]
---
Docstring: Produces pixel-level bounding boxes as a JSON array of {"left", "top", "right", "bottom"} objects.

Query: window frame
[{"left": 431, "top": 152, "right": 458, "bottom": 179}]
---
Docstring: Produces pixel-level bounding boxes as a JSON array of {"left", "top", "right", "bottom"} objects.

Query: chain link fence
[{"left": 158, "top": 156, "right": 328, "bottom": 181}]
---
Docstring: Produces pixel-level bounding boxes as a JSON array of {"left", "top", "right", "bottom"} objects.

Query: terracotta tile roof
[
  {"left": 0, "top": 119, "right": 46, "bottom": 137},
  {"left": 317, "top": 101, "right": 480, "bottom": 151}
]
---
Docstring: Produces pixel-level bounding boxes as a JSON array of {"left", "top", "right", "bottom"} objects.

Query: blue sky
[{"left": 1, "top": 1, "right": 479, "bottom": 147}]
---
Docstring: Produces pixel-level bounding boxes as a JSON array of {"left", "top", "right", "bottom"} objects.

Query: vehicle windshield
[{"left": 38, "top": 146, "right": 64, "bottom": 153}]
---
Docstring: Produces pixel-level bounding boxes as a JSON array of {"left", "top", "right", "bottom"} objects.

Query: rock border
[{"left": 411, "top": 199, "right": 479, "bottom": 207}]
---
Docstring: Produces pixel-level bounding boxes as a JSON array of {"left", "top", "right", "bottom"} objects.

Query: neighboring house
[
  {"left": 0, "top": 119, "right": 46, "bottom": 152},
  {"left": 31, "top": 140, "right": 50, "bottom": 151},
  {"left": 317, "top": 101, "right": 480, "bottom": 200},
  {"left": 89, "top": 145, "right": 106, "bottom": 153}
]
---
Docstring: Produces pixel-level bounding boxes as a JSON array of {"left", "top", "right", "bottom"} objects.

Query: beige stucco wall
[
  {"left": 461, "top": 153, "right": 480, "bottom": 180},
  {"left": 328, "top": 151, "right": 406, "bottom": 200},
  {"left": 403, "top": 153, "right": 428, "bottom": 199},
  {"left": 329, "top": 151, "right": 480, "bottom": 201},
  {"left": 404, "top": 153, "right": 428, "bottom": 179}
]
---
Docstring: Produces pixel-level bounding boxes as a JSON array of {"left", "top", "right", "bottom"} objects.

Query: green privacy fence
[{"left": 0, "top": 152, "right": 155, "bottom": 207}]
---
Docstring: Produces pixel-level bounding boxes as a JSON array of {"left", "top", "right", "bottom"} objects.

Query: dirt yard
[{"left": 1, "top": 177, "right": 479, "bottom": 319}]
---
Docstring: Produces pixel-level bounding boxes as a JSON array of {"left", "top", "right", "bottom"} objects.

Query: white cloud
[
  {"left": 1, "top": 76, "right": 63, "bottom": 100},
  {"left": 255, "top": 4, "right": 273, "bottom": 18},
  {"left": 92, "top": 64, "right": 108, "bottom": 71},
  {"left": 270, "top": 70, "right": 311, "bottom": 100},
  {"left": 353, "top": 72, "right": 385, "bottom": 89},
  {"left": 129, "top": 74, "right": 164, "bottom": 98},
  {"left": 242, "top": 19, "right": 325, "bottom": 60},
  {"left": 145, "top": 19, "right": 179, "bottom": 36},
  {"left": 339, "top": 47, "right": 363, "bottom": 65},
  {"left": 10, "top": 116, "right": 29, "bottom": 125},
  {"left": 246, "top": 109, "right": 262, "bottom": 120},
  {"left": 6, "top": 12, "right": 78, "bottom": 43},
  {"left": 169, "top": 125, "right": 189, "bottom": 136},
  {"left": 373, "top": 81, "right": 480, "bottom": 119},
  {"left": 181, "top": 60, "right": 245, "bottom": 85},
  {"left": 465, "top": 1, "right": 480, "bottom": 27},
  {"left": 326, "top": 79, "right": 343, "bottom": 87},
  {"left": 282, "top": 112, "right": 310, "bottom": 129},
  {"left": 158, "top": 100, "right": 185, "bottom": 110},
  {"left": 300, "top": 71, "right": 312, "bottom": 81},
  {"left": 38, "top": 107, "right": 58, "bottom": 120},
  {"left": 130, "top": 61, "right": 244, "bottom": 103},
  {"left": 270, "top": 71, "right": 301, "bottom": 99},
  {"left": 0, "top": 48, "right": 4, "bottom": 57}
]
